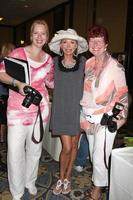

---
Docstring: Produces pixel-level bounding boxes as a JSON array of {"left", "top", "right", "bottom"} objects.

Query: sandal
[
  {"left": 53, "top": 179, "right": 63, "bottom": 195},
  {"left": 87, "top": 193, "right": 102, "bottom": 200},
  {"left": 84, "top": 189, "right": 91, "bottom": 197},
  {"left": 85, "top": 186, "right": 102, "bottom": 200},
  {"left": 84, "top": 183, "right": 94, "bottom": 197},
  {"left": 62, "top": 178, "right": 71, "bottom": 194}
]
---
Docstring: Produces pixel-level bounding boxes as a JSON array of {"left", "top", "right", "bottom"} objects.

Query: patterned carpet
[
  {"left": 0, "top": 142, "right": 108, "bottom": 200},
  {"left": 0, "top": 102, "right": 133, "bottom": 200}
]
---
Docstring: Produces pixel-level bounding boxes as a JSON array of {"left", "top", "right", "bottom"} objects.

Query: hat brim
[{"left": 49, "top": 34, "right": 88, "bottom": 55}]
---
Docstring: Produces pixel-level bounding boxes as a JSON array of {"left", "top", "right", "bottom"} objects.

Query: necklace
[
  {"left": 61, "top": 60, "right": 76, "bottom": 69},
  {"left": 94, "top": 52, "right": 110, "bottom": 87},
  {"left": 94, "top": 52, "right": 109, "bottom": 76}
]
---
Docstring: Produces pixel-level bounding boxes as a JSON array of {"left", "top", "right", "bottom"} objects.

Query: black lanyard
[
  {"left": 104, "top": 127, "right": 109, "bottom": 169},
  {"left": 31, "top": 106, "right": 44, "bottom": 144}
]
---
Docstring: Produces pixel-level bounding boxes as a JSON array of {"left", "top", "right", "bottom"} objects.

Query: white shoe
[
  {"left": 74, "top": 165, "right": 84, "bottom": 172},
  {"left": 28, "top": 186, "right": 37, "bottom": 196},
  {"left": 12, "top": 193, "right": 23, "bottom": 200}
]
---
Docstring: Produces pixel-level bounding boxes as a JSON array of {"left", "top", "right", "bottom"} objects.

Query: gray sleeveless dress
[{"left": 50, "top": 56, "right": 86, "bottom": 136}]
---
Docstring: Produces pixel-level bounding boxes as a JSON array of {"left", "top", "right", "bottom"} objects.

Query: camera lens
[
  {"left": 23, "top": 86, "right": 32, "bottom": 94},
  {"left": 22, "top": 95, "right": 32, "bottom": 108},
  {"left": 108, "top": 120, "right": 117, "bottom": 133}
]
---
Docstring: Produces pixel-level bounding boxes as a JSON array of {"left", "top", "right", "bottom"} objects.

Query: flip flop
[
  {"left": 62, "top": 178, "right": 71, "bottom": 194},
  {"left": 53, "top": 179, "right": 63, "bottom": 195}
]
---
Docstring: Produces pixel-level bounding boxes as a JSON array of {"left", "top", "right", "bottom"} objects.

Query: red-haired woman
[{"left": 80, "top": 25, "right": 128, "bottom": 200}]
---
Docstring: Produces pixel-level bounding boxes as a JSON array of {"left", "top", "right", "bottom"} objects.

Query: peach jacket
[
  {"left": 80, "top": 55, "right": 128, "bottom": 131},
  {"left": 0, "top": 47, "right": 54, "bottom": 126}
]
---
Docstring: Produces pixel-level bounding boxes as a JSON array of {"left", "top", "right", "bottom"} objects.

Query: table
[
  {"left": 109, "top": 147, "right": 133, "bottom": 200},
  {"left": 42, "top": 103, "right": 62, "bottom": 161}
]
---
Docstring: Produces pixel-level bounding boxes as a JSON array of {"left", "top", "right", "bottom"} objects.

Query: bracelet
[{"left": 12, "top": 78, "right": 16, "bottom": 87}]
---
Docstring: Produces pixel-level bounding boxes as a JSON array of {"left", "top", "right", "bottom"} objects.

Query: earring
[
  {"left": 105, "top": 44, "right": 108, "bottom": 51},
  {"left": 73, "top": 49, "right": 78, "bottom": 57},
  {"left": 60, "top": 49, "right": 63, "bottom": 56},
  {"left": 30, "top": 36, "right": 32, "bottom": 42}
]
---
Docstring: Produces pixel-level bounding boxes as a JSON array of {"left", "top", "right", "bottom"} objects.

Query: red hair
[{"left": 88, "top": 25, "right": 109, "bottom": 44}]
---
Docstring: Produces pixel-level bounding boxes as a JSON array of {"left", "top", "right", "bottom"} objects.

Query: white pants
[
  {"left": 86, "top": 124, "right": 117, "bottom": 187},
  {"left": 7, "top": 122, "right": 46, "bottom": 199}
]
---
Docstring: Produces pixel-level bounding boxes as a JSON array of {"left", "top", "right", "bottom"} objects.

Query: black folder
[{"left": 4, "top": 57, "right": 30, "bottom": 84}]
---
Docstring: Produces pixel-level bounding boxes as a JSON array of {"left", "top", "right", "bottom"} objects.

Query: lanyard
[{"left": 31, "top": 105, "right": 44, "bottom": 144}]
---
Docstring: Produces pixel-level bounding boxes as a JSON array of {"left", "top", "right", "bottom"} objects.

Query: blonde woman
[
  {"left": 0, "top": 20, "right": 54, "bottom": 200},
  {"left": 49, "top": 29, "right": 88, "bottom": 195}
]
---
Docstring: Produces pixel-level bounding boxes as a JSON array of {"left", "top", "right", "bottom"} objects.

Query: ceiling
[{"left": 0, "top": 0, "right": 69, "bottom": 26}]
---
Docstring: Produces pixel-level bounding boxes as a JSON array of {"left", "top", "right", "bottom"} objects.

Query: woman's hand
[
  {"left": 112, "top": 117, "right": 127, "bottom": 130},
  {"left": 15, "top": 80, "right": 29, "bottom": 96}
]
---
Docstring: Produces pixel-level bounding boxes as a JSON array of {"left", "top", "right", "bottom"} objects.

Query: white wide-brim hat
[{"left": 49, "top": 28, "right": 88, "bottom": 55}]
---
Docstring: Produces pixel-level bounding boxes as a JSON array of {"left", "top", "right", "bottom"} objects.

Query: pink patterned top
[
  {"left": 0, "top": 47, "right": 54, "bottom": 126},
  {"left": 80, "top": 55, "right": 128, "bottom": 131}
]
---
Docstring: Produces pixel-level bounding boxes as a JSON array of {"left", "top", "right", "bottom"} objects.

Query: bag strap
[{"left": 31, "top": 106, "right": 44, "bottom": 144}]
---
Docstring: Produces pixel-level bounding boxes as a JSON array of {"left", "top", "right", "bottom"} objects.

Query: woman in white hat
[{"left": 49, "top": 28, "right": 88, "bottom": 195}]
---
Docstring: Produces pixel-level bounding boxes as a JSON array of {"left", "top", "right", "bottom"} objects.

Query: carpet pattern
[
  {"left": 1, "top": 110, "right": 133, "bottom": 200},
  {"left": 0, "top": 142, "right": 108, "bottom": 200}
]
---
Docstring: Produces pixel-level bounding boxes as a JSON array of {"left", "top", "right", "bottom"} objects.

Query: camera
[
  {"left": 100, "top": 102, "right": 124, "bottom": 133},
  {"left": 22, "top": 86, "right": 42, "bottom": 108}
]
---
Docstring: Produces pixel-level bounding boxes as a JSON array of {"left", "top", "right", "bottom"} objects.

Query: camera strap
[
  {"left": 104, "top": 127, "right": 109, "bottom": 169},
  {"left": 31, "top": 105, "right": 44, "bottom": 144}
]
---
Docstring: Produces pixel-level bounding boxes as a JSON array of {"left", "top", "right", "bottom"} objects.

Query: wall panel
[
  {"left": 96, "top": 0, "right": 127, "bottom": 52},
  {"left": 0, "top": 27, "right": 14, "bottom": 49}
]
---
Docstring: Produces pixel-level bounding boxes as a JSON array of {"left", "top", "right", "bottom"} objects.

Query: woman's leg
[
  {"left": 92, "top": 125, "right": 116, "bottom": 187},
  {"left": 0, "top": 124, "right": 7, "bottom": 142},
  {"left": 53, "top": 135, "right": 73, "bottom": 194},
  {"left": 86, "top": 124, "right": 117, "bottom": 199},
  {"left": 65, "top": 134, "right": 80, "bottom": 180},
  {"left": 53, "top": 134, "right": 80, "bottom": 195},
  {"left": 25, "top": 122, "right": 44, "bottom": 195},
  {"left": 59, "top": 135, "right": 73, "bottom": 181},
  {"left": 75, "top": 133, "right": 89, "bottom": 167},
  {"left": 8, "top": 125, "right": 27, "bottom": 199},
  {"left": 60, "top": 134, "right": 80, "bottom": 195},
  {"left": 0, "top": 97, "right": 7, "bottom": 143}
]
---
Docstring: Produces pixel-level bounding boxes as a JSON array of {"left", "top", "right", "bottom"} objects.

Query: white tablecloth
[
  {"left": 109, "top": 147, "right": 133, "bottom": 200},
  {"left": 42, "top": 103, "right": 62, "bottom": 161}
]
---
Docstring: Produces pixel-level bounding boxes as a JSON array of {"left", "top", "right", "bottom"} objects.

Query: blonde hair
[
  {"left": 30, "top": 19, "right": 49, "bottom": 42},
  {"left": 1, "top": 43, "right": 15, "bottom": 57}
]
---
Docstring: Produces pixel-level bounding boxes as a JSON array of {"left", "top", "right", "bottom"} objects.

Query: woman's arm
[{"left": 0, "top": 72, "right": 27, "bottom": 95}]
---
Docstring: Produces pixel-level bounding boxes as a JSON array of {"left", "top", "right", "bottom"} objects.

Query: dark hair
[{"left": 88, "top": 25, "right": 109, "bottom": 44}]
